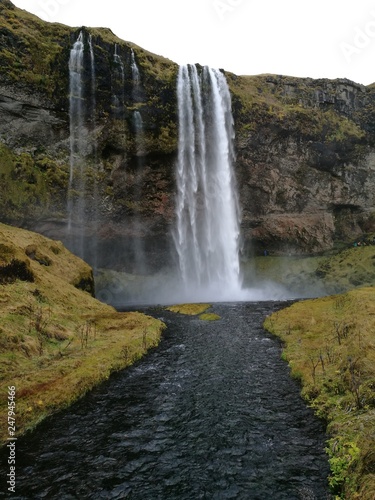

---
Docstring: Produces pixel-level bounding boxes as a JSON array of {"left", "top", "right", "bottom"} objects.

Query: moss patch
[
  {"left": 264, "top": 288, "right": 375, "bottom": 499},
  {"left": 166, "top": 303, "right": 220, "bottom": 321},
  {"left": 198, "top": 313, "right": 221, "bottom": 321},
  {"left": 166, "top": 303, "right": 211, "bottom": 315},
  {"left": 0, "top": 142, "right": 69, "bottom": 222}
]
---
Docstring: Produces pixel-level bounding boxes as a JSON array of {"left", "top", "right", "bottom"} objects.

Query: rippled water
[{"left": 3, "top": 302, "right": 331, "bottom": 499}]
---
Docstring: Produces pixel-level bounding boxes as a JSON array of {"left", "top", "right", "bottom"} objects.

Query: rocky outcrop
[{"left": 1, "top": 1, "right": 375, "bottom": 267}]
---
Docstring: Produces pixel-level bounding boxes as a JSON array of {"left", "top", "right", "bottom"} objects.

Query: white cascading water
[
  {"left": 112, "top": 43, "right": 125, "bottom": 116},
  {"left": 67, "top": 32, "right": 97, "bottom": 263},
  {"left": 89, "top": 34, "right": 96, "bottom": 119},
  {"left": 114, "top": 43, "right": 125, "bottom": 82},
  {"left": 130, "top": 49, "right": 140, "bottom": 84},
  {"left": 174, "top": 64, "right": 242, "bottom": 301},
  {"left": 88, "top": 33, "right": 98, "bottom": 269},
  {"left": 133, "top": 110, "right": 144, "bottom": 150},
  {"left": 68, "top": 31, "right": 84, "bottom": 236}
]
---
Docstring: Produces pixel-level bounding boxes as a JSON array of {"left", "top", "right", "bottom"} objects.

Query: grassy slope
[
  {"left": 264, "top": 261, "right": 375, "bottom": 498},
  {"left": 0, "top": 223, "right": 165, "bottom": 444}
]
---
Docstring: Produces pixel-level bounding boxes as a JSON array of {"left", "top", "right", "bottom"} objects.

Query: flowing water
[
  {"left": 67, "top": 31, "right": 84, "bottom": 234},
  {"left": 112, "top": 43, "right": 125, "bottom": 116},
  {"left": 6, "top": 302, "right": 331, "bottom": 500},
  {"left": 67, "top": 31, "right": 98, "bottom": 262},
  {"left": 174, "top": 65, "right": 242, "bottom": 302},
  {"left": 131, "top": 49, "right": 140, "bottom": 85}
]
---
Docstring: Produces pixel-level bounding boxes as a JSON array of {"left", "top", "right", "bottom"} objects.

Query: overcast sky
[{"left": 11, "top": 0, "right": 375, "bottom": 85}]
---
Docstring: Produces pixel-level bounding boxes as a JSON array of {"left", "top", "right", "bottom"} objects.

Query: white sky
[{"left": 10, "top": 0, "right": 375, "bottom": 85}]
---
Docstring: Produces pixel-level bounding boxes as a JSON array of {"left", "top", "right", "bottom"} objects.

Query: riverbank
[
  {"left": 0, "top": 223, "right": 165, "bottom": 444},
  {"left": 264, "top": 287, "right": 375, "bottom": 499}
]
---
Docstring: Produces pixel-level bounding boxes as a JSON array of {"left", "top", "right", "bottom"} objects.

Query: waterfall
[
  {"left": 112, "top": 44, "right": 125, "bottom": 116},
  {"left": 89, "top": 34, "right": 96, "bottom": 121},
  {"left": 68, "top": 31, "right": 84, "bottom": 185},
  {"left": 67, "top": 31, "right": 84, "bottom": 244},
  {"left": 89, "top": 33, "right": 98, "bottom": 270},
  {"left": 174, "top": 64, "right": 242, "bottom": 300},
  {"left": 133, "top": 110, "right": 144, "bottom": 152},
  {"left": 130, "top": 49, "right": 140, "bottom": 84},
  {"left": 114, "top": 43, "right": 125, "bottom": 82},
  {"left": 67, "top": 31, "right": 97, "bottom": 264}
]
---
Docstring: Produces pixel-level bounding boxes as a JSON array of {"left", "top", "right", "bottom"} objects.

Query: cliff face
[
  {"left": 1, "top": 1, "right": 375, "bottom": 269},
  {"left": 228, "top": 74, "right": 375, "bottom": 254}
]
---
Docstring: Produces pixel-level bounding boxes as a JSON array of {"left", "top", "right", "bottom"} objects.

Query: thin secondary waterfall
[
  {"left": 131, "top": 49, "right": 140, "bottom": 84},
  {"left": 174, "top": 64, "right": 242, "bottom": 300},
  {"left": 89, "top": 34, "right": 96, "bottom": 122},
  {"left": 114, "top": 43, "right": 125, "bottom": 82},
  {"left": 88, "top": 33, "right": 98, "bottom": 270},
  {"left": 68, "top": 31, "right": 84, "bottom": 238},
  {"left": 67, "top": 31, "right": 97, "bottom": 263},
  {"left": 112, "top": 44, "right": 125, "bottom": 117},
  {"left": 133, "top": 110, "right": 144, "bottom": 152}
]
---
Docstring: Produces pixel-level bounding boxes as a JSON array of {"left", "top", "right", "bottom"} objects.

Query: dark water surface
[{"left": 3, "top": 302, "right": 331, "bottom": 499}]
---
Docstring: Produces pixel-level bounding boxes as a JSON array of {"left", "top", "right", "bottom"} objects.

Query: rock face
[
  {"left": 228, "top": 74, "right": 375, "bottom": 255},
  {"left": 1, "top": 1, "right": 375, "bottom": 270}
]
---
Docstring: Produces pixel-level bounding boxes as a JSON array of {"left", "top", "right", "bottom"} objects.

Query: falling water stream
[
  {"left": 131, "top": 49, "right": 140, "bottom": 85},
  {"left": 4, "top": 302, "right": 331, "bottom": 500},
  {"left": 67, "top": 31, "right": 97, "bottom": 263},
  {"left": 174, "top": 65, "right": 242, "bottom": 302},
  {"left": 67, "top": 31, "right": 84, "bottom": 234},
  {"left": 112, "top": 43, "right": 125, "bottom": 116}
]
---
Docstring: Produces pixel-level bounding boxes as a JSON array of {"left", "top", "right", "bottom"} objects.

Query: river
[{"left": 4, "top": 301, "right": 331, "bottom": 499}]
